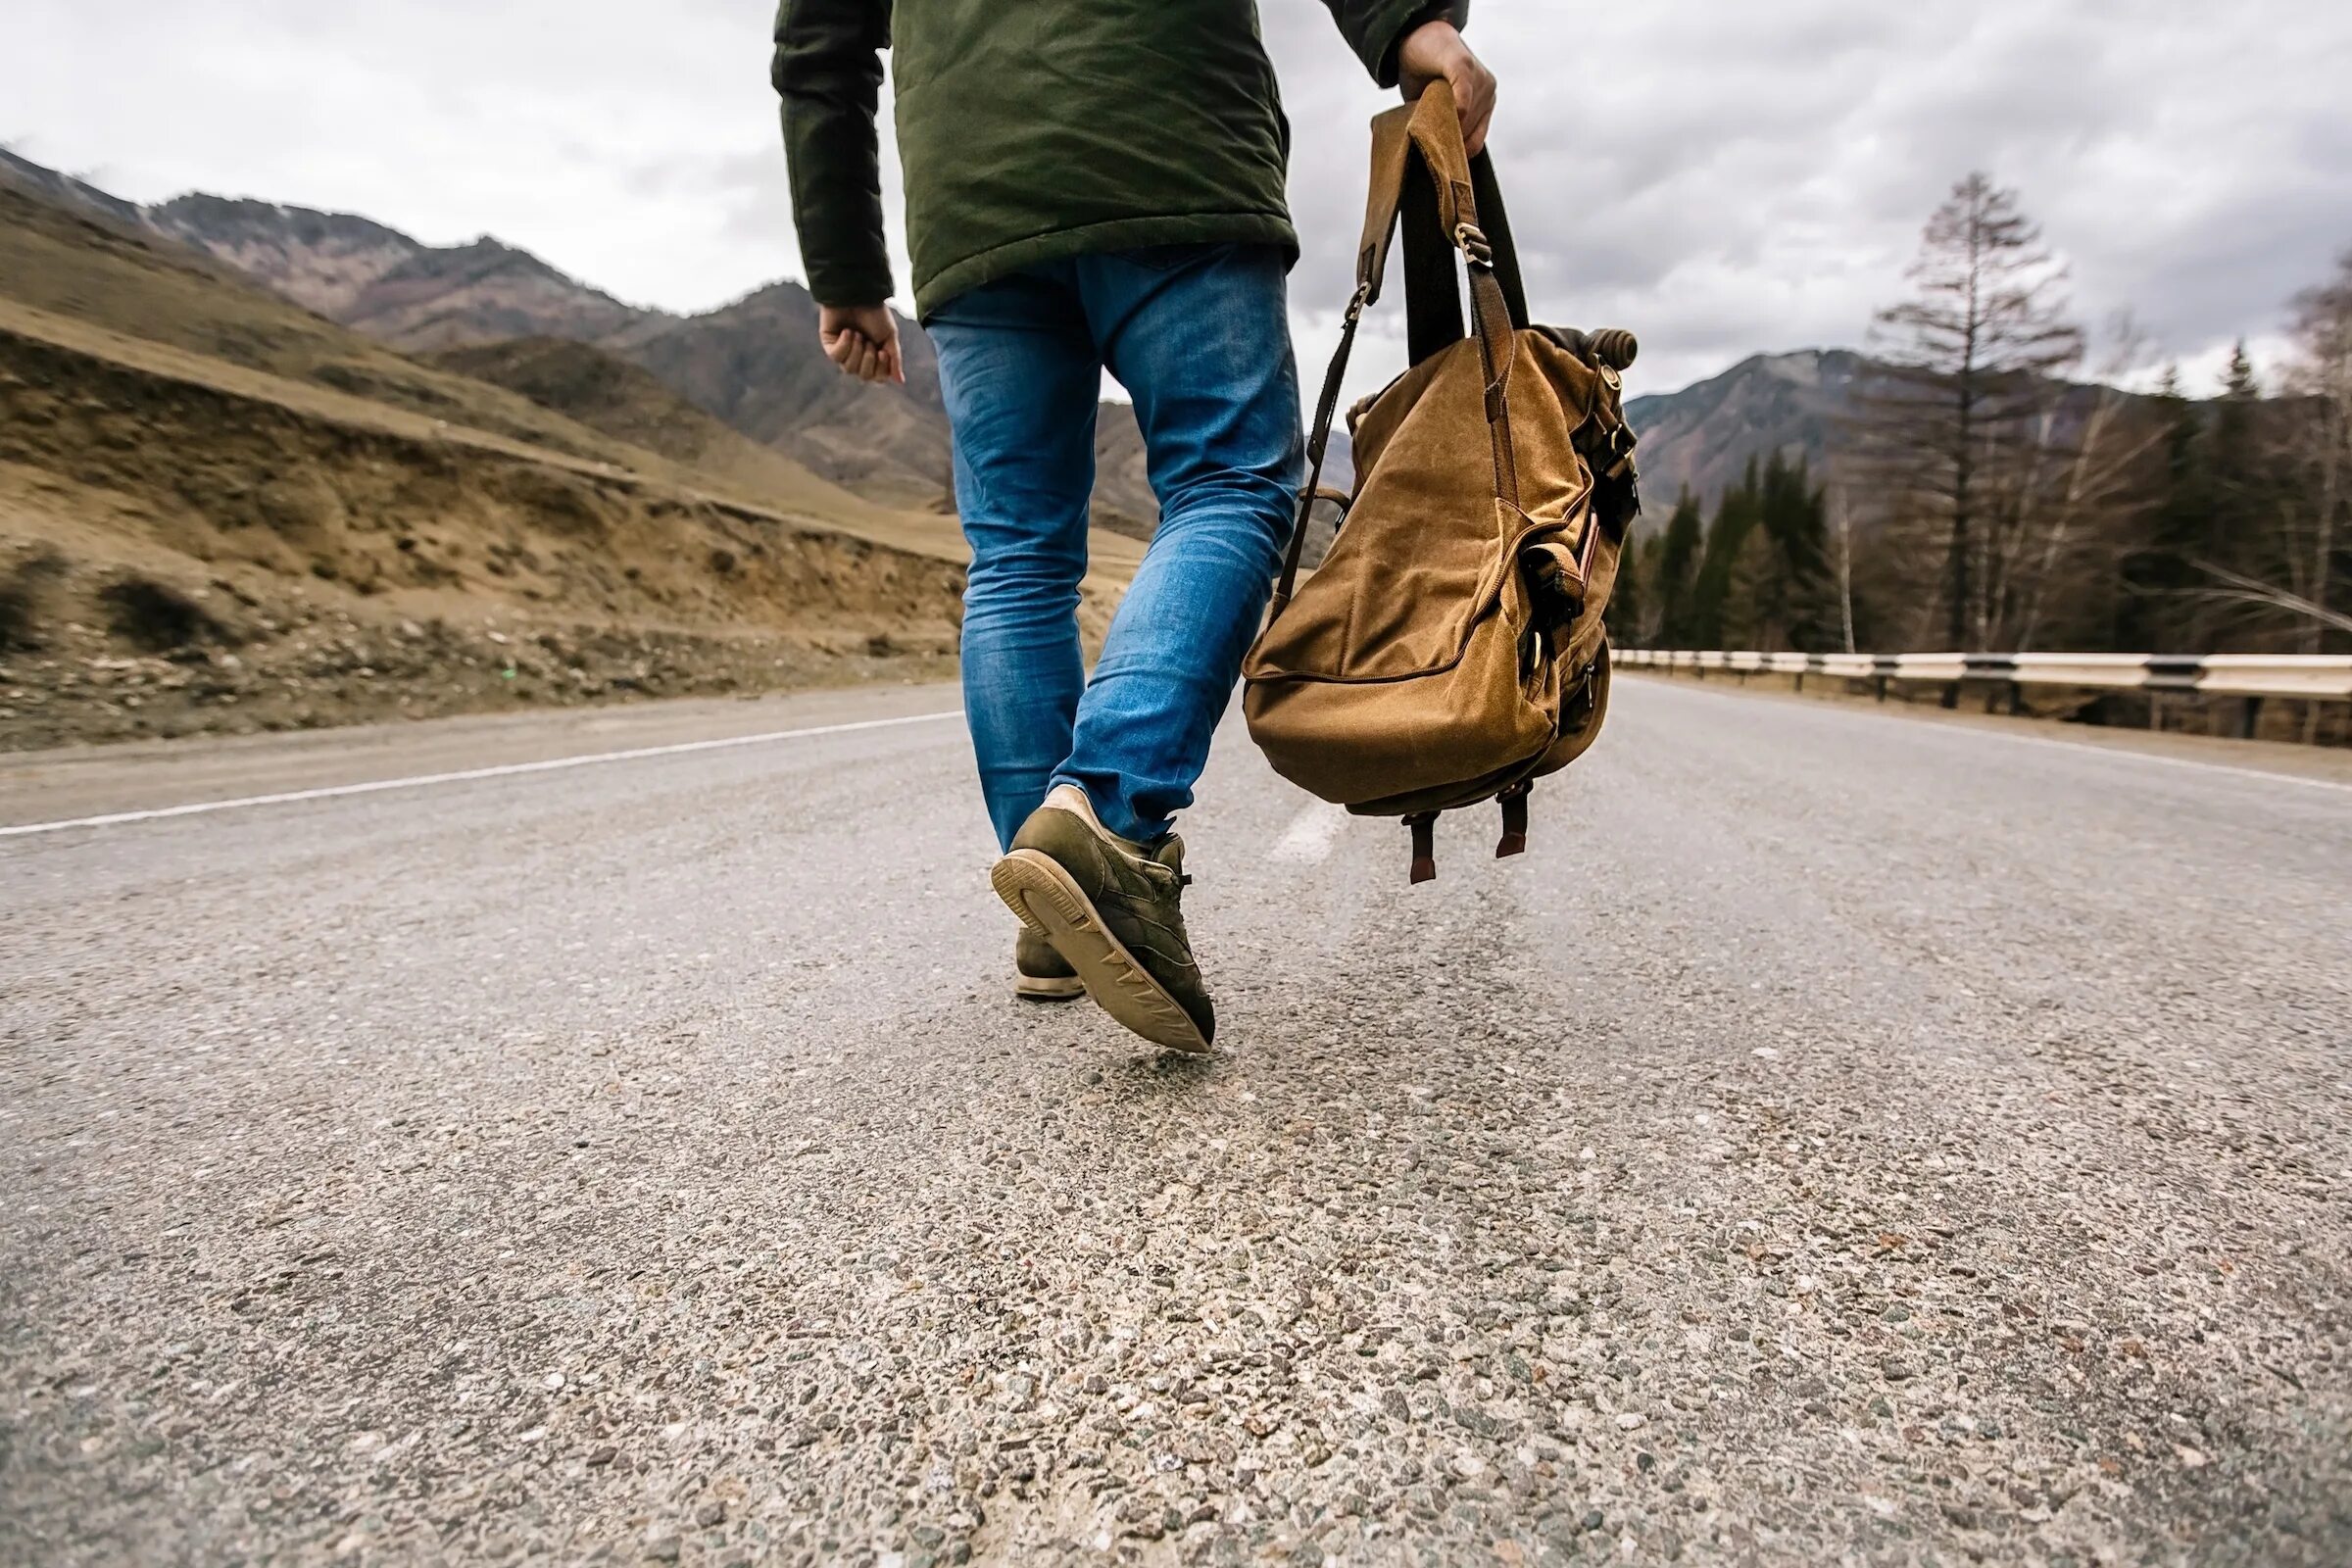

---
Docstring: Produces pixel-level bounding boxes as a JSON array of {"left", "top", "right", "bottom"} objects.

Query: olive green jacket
[{"left": 772, "top": 0, "right": 1465, "bottom": 318}]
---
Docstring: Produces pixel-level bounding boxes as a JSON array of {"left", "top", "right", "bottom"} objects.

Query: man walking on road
[{"left": 774, "top": 1, "right": 1494, "bottom": 1052}]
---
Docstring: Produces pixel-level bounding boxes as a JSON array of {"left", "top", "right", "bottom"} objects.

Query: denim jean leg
[
  {"left": 1055, "top": 245, "right": 1304, "bottom": 842},
  {"left": 927, "top": 269, "right": 1102, "bottom": 852}
]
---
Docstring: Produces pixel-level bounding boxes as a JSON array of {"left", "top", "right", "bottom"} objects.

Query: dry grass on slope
[{"left": 0, "top": 309, "right": 985, "bottom": 749}]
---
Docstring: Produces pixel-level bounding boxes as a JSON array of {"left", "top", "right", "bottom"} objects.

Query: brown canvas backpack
[{"left": 1242, "top": 83, "right": 1642, "bottom": 883}]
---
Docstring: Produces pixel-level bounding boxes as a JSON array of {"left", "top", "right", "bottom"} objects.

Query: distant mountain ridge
[
  {"left": 0, "top": 150, "right": 956, "bottom": 509},
  {"left": 3, "top": 146, "right": 1810, "bottom": 534},
  {"left": 1623, "top": 349, "right": 1866, "bottom": 516}
]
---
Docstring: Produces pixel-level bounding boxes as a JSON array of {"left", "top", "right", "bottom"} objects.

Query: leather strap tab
[
  {"left": 1357, "top": 103, "right": 1415, "bottom": 302},
  {"left": 1407, "top": 813, "right": 1438, "bottom": 885},
  {"left": 1495, "top": 784, "right": 1531, "bottom": 858}
]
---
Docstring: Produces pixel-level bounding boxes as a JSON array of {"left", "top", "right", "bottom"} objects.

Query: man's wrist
[{"left": 1382, "top": 2, "right": 1467, "bottom": 86}]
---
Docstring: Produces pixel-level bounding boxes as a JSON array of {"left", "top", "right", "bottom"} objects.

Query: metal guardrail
[{"left": 1614, "top": 649, "right": 2352, "bottom": 701}]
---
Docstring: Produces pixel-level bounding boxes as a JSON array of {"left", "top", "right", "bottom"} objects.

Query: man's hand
[
  {"left": 818, "top": 303, "right": 905, "bottom": 386},
  {"left": 1396, "top": 20, "right": 1495, "bottom": 156}
]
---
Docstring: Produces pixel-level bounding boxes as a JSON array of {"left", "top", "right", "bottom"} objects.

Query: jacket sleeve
[
  {"left": 1321, "top": 0, "right": 1471, "bottom": 88},
  {"left": 771, "top": 0, "right": 894, "bottom": 308}
]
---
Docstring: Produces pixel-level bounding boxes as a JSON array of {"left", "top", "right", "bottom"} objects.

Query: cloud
[
  {"left": 4, "top": 0, "right": 2347, "bottom": 394},
  {"left": 1269, "top": 0, "right": 2352, "bottom": 399}
]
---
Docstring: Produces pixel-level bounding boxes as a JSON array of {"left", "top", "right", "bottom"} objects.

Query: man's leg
[
  {"left": 1054, "top": 244, "right": 1303, "bottom": 843},
  {"left": 926, "top": 268, "right": 1102, "bottom": 853}
]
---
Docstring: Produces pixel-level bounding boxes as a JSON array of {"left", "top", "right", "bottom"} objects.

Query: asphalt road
[{"left": 4, "top": 677, "right": 2348, "bottom": 1567}]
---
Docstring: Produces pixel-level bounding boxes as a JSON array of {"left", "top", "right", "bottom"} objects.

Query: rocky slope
[{"left": 0, "top": 178, "right": 1003, "bottom": 749}]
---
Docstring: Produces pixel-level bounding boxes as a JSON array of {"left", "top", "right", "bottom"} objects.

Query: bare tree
[
  {"left": 2177, "top": 251, "right": 2352, "bottom": 739},
  {"left": 1827, "top": 479, "right": 1858, "bottom": 654},
  {"left": 1848, "top": 173, "right": 2083, "bottom": 694},
  {"left": 2182, "top": 265, "right": 2352, "bottom": 634},
  {"left": 2278, "top": 251, "right": 2351, "bottom": 655},
  {"left": 2009, "top": 314, "right": 2171, "bottom": 649}
]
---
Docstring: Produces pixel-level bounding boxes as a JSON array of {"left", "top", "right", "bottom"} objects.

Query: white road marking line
[
  {"left": 1634, "top": 677, "right": 2352, "bottom": 798},
  {"left": 0, "top": 709, "right": 965, "bottom": 840},
  {"left": 1960, "top": 724, "right": 2352, "bottom": 797},
  {"left": 1270, "top": 801, "right": 1350, "bottom": 864}
]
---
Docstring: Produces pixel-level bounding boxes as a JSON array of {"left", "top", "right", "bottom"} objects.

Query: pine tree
[
  {"left": 1690, "top": 461, "right": 1762, "bottom": 649},
  {"left": 2278, "top": 257, "right": 2352, "bottom": 657},
  {"left": 1754, "top": 452, "right": 1835, "bottom": 651},
  {"left": 1650, "top": 488, "right": 1704, "bottom": 647},
  {"left": 1604, "top": 525, "right": 1647, "bottom": 646},
  {"left": 1720, "top": 520, "right": 1774, "bottom": 652},
  {"left": 2119, "top": 364, "right": 2209, "bottom": 649}
]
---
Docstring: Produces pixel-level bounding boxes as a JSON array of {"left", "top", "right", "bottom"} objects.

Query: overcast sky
[{"left": 6, "top": 0, "right": 2348, "bottom": 401}]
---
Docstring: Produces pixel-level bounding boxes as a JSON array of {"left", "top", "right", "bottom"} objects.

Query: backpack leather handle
[
  {"left": 1278, "top": 83, "right": 1524, "bottom": 606},
  {"left": 1356, "top": 84, "right": 1486, "bottom": 304},
  {"left": 1370, "top": 84, "right": 1520, "bottom": 498}
]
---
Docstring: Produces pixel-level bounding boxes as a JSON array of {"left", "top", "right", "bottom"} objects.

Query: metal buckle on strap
[
  {"left": 1343, "top": 279, "right": 1372, "bottom": 324},
  {"left": 1452, "top": 222, "right": 1494, "bottom": 270}
]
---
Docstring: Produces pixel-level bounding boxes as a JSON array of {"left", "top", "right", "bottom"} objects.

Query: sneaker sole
[
  {"left": 991, "top": 849, "right": 1212, "bottom": 1054},
  {"left": 1015, "top": 974, "right": 1086, "bottom": 1003}
]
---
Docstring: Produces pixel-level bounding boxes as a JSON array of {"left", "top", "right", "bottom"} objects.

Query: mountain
[
  {"left": 415, "top": 332, "right": 1068, "bottom": 576},
  {"left": 1620, "top": 348, "right": 2177, "bottom": 535},
  {"left": 144, "top": 191, "right": 658, "bottom": 350},
  {"left": 336, "top": 236, "right": 653, "bottom": 350},
  {"left": 614, "top": 282, "right": 952, "bottom": 510},
  {"left": 8, "top": 145, "right": 1824, "bottom": 550},
  {"left": 424, "top": 335, "right": 891, "bottom": 520},
  {"left": 3, "top": 153, "right": 957, "bottom": 504},
  {"left": 1623, "top": 349, "right": 1865, "bottom": 514},
  {"left": 140, "top": 192, "right": 945, "bottom": 495},
  {"left": 119, "top": 179, "right": 960, "bottom": 510},
  {"left": 0, "top": 146, "right": 146, "bottom": 228},
  {"left": 141, "top": 193, "right": 429, "bottom": 319}
]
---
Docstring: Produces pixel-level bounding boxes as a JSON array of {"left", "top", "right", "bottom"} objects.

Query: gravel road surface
[{"left": 4, "top": 677, "right": 2348, "bottom": 1566}]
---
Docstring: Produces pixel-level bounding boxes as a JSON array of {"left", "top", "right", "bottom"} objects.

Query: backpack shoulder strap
[{"left": 1400, "top": 154, "right": 1530, "bottom": 364}]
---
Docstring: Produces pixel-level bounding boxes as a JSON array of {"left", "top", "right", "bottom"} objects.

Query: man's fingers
[
  {"left": 1463, "top": 94, "right": 1494, "bottom": 157},
  {"left": 820, "top": 317, "right": 905, "bottom": 384},
  {"left": 1453, "top": 65, "right": 1495, "bottom": 156},
  {"left": 826, "top": 329, "right": 878, "bottom": 381}
]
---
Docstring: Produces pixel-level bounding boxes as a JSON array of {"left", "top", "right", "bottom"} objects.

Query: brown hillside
[
  {"left": 423, "top": 333, "right": 1147, "bottom": 584},
  {"left": 0, "top": 303, "right": 975, "bottom": 750},
  {"left": 0, "top": 183, "right": 1000, "bottom": 749},
  {"left": 139, "top": 184, "right": 956, "bottom": 510},
  {"left": 427, "top": 335, "right": 901, "bottom": 525},
  {"left": 0, "top": 181, "right": 636, "bottom": 468},
  {"left": 1092, "top": 401, "right": 1156, "bottom": 542},
  {"left": 5, "top": 153, "right": 1203, "bottom": 526}
]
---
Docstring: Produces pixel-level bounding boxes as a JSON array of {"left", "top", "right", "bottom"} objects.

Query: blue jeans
[{"left": 929, "top": 244, "right": 1303, "bottom": 851}]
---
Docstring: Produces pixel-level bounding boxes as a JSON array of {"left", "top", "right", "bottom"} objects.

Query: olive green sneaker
[
  {"left": 1015, "top": 927, "right": 1085, "bottom": 1002},
  {"left": 991, "top": 784, "right": 1215, "bottom": 1053}
]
